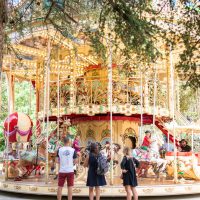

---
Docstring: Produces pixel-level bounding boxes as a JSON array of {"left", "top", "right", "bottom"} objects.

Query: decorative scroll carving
[
  {"left": 165, "top": 187, "right": 175, "bottom": 192},
  {"left": 142, "top": 188, "right": 154, "bottom": 193},
  {"left": 122, "top": 128, "right": 137, "bottom": 143},
  {"left": 118, "top": 189, "right": 126, "bottom": 193},
  {"left": 60, "top": 84, "right": 70, "bottom": 107},
  {"left": 3, "top": 184, "right": 8, "bottom": 188},
  {"left": 14, "top": 185, "right": 21, "bottom": 190},
  {"left": 86, "top": 126, "right": 95, "bottom": 138},
  {"left": 48, "top": 188, "right": 57, "bottom": 193},
  {"left": 76, "top": 79, "right": 108, "bottom": 106},
  {"left": 185, "top": 186, "right": 192, "bottom": 191},
  {"left": 73, "top": 188, "right": 81, "bottom": 193},
  {"left": 100, "top": 189, "right": 106, "bottom": 193},
  {"left": 101, "top": 126, "right": 110, "bottom": 139},
  {"left": 29, "top": 186, "right": 38, "bottom": 192}
]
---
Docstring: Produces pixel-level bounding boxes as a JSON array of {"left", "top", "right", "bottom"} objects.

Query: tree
[
  {"left": 0, "top": 74, "right": 8, "bottom": 124},
  {"left": 175, "top": 1, "right": 200, "bottom": 89},
  {"left": 0, "top": 0, "right": 200, "bottom": 88},
  {"left": 0, "top": 130, "right": 5, "bottom": 152},
  {"left": 96, "top": 1, "right": 200, "bottom": 88},
  {"left": 180, "top": 85, "right": 199, "bottom": 121},
  {"left": 0, "top": 0, "right": 7, "bottom": 77},
  {"left": 0, "top": 80, "right": 36, "bottom": 123}
]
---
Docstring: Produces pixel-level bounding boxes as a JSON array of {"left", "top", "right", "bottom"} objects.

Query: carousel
[{"left": 0, "top": 9, "right": 200, "bottom": 198}]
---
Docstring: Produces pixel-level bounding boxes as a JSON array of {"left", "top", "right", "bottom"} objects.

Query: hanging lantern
[{"left": 4, "top": 112, "right": 33, "bottom": 143}]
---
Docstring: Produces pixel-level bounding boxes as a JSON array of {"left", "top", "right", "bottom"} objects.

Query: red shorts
[{"left": 58, "top": 172, "right": 74, "bottom": 187}]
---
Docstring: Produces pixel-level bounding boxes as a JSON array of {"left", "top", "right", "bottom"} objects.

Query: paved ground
[{"left": 0, "top": 191, "right": 200, "bottom": 200}]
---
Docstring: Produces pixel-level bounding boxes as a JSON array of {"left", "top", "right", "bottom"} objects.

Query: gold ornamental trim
[
  {"left": 14, "top": 185, "right": 21, "bottom": 190},
  {"left": 142, "top": 188, "right": 154, "bottom": 193},
  {"left": 3, "top": 184, "right": 8, "bottom": 188},
  {"left": 118, "top": 189, "right": 126, "bottom": 193},
  {"left": 185, "top": 186, "right": 192, "bottom": 191},
  {"left": 29, "top": 186, "right": 38, "bottom": 192},
  {"left": 73, "top": 188, "right": 81, "bottom": 193},
  {"left": 100, "top": 189, "right": 106, "bottom": 194},
  {"left": 165, "top": 187, "right": 175, "bottom": 192},
  {"left": 48, "top": 187, "right": 57, "bottom": 193}
]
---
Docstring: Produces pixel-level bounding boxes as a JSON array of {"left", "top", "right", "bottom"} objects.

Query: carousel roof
[
  {"left": 3, "top": 27, "right": 100, "bottom": 81},
  {"left": 2, "top": 23, "right": 200, "bottom": 84}
]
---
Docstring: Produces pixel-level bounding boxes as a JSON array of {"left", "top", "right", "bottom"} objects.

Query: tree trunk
[{"left": 0, "top": 0, "right": 7, "bottom": 77}]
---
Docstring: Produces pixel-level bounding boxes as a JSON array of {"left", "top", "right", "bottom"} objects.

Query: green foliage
[
  {"left": 174, "top": 1, "right": 200, "bottom": 89},
  {"left": 0, "top": 127, "right": 5, "bottom": 151},
  {"left": 0, "top": 75, "right": 7, "bottom": 152},
  {"left": 0, "top": 79, "right": 36, "bottom": 152},
  {"left": 14, "top": 81, "right": 36, "bottom": 121},
  {"left": 99, "top": 0, "right": 161, "bottom": 62},
  {"left": 0, "top": 75, "right": 8, "bottom": 123},
  {"left": 86, "top": 29, "right": 107, "bottom": 61},
  {"left": 179, "top": 85, "right": 199, "bottom": 121},
  {"left": 69, "top": 125, "right": 78, "bottom": 136}
]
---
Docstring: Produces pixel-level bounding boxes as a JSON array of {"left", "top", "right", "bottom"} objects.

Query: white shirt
[{"left": 58, "top": 146, "right": 77, "bottom": 173}]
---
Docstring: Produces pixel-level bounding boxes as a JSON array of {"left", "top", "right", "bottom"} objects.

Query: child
[
  {"left": 72, "top": 135, "right": 81, "bottom": 175},
  {"left": 141, "top": 131, "right": 152, "bottom": 151},
  {"left": 72, "top": 135, "right": 81, "bottom": 156}
]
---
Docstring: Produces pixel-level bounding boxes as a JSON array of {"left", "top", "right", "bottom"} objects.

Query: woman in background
[
  {"left": 121, "top": 147, "right": 139, "bottom": 200},
  {"left": 84, "top": 143, "right": 106, "bottom": 200}
]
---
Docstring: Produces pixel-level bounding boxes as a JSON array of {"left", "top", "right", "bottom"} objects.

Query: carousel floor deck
[{"left": 0, "top": 175, "right": 199, "bottom": 197}]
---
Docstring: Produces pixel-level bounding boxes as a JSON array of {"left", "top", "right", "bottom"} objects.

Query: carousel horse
[
  {"left": 112, "top": 143, "right": 121, "bottom": 167},
  {"left": 133, "top": 135, "right": 168, "bottom": 178},
  {"left": 15, "top": 143, "right": 46, "bottom": 180},
  {"left": 132, "top": 148, "right": 151, "bottom": 177},
  {"left": 150, "top": 134, "right": 168, "bottom": 175}
]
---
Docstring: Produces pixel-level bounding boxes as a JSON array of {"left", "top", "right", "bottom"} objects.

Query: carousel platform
[{"left": 0, "top": 176, "right": 199, "bottom": 197}]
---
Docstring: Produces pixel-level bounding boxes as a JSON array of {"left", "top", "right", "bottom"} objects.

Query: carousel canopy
[{"left": 2, "top": 24, "right": 200, "bottom": 85}]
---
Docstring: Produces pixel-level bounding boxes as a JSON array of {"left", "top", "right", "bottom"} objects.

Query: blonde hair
[
  {"left": 75, "top": 134, "right": 80, "bottom": 139},
  {"left": 123, "top": 147, "right": 130, "bottom": 156}
]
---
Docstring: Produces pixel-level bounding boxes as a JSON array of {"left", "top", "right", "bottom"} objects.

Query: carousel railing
[{"left": 37, "top": 76, "right": 171, "bottom": 117}]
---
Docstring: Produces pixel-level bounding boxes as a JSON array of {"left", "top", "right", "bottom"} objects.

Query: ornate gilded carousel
[{"left": 1, "top": 21, "right": 200, "bottom": 197}]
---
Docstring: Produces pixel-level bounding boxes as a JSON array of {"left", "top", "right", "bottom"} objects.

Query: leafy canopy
[{"left": 1, "top": 0, "right": 200, "bottom": 88}]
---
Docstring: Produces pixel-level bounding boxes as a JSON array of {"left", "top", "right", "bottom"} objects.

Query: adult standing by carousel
[
  {"left": 57, "top": 137, "right": 78, "bottom": 200},
  {"left": 84, "top": 143, "right": 107, "bottom": 200},
  {"left": 121, "top": 147, "right": 139, "bottom": 200}
]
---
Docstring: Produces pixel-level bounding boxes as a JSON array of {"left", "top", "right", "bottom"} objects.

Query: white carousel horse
[
  {"left": 132, "top": 135, "right": 168, "bottom": 177},
  {"left": 150, "top": 134, "right": 168, "bottom": 173}
]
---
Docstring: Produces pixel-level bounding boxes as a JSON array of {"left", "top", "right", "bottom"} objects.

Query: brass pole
[
  {"left": 170, "top": 45, "right": 178, "bottom": 184},
  {"left": 107, "top": 36, "right": 113, "bottom": 185},
  {"left": 139, "top": 67, "right": 143, "bottom": 145},
  {"left": 5, "top": 56, "right": 12, "bottom": 180},
  {"left": 45, "top": 40, "right": 51, "bottom": 184},
  {"left": 57, "top": 48, "right": 60, "bottom": 139}
]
